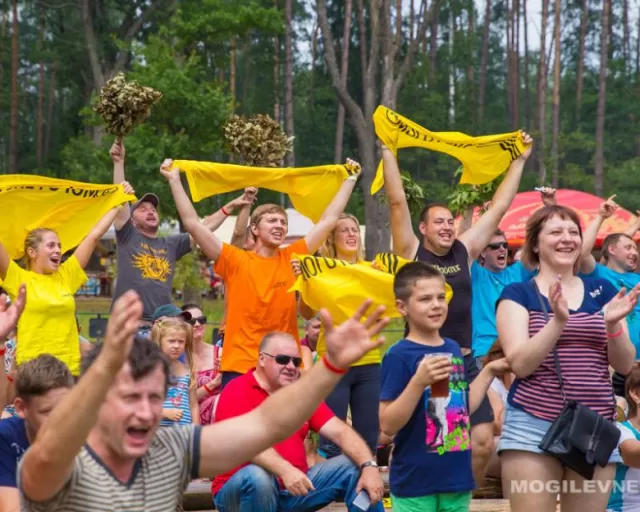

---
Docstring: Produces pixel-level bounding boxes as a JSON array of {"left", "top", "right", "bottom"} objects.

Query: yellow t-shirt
[
  {"left": 315, "top": 327, "right": 382, "bottom": 367},
  {"left": 3, "top": 256, "right": 87, "bottom": 375}
]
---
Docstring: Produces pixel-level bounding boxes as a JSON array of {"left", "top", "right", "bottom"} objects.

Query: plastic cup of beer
[{"left": 424, "top": 352, "right": 453, "bottom": 398}]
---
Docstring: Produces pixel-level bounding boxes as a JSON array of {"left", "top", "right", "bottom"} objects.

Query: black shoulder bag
[{"left": 532, "top": 280, "right": 621, "bottom": 480}]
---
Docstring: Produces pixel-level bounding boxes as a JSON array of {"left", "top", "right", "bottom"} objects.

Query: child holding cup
[{"left": 379, "top": 262, "right": 510, "bottom": 512}]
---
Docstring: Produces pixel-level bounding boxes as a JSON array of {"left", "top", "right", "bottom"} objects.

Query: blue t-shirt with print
[
  {"left": 0, "top": 416, "right": 29, "bottom": 487},
  {"left": 471, "top": 261, "right": 535, "bottom": 358},
  {"left": 582, "top": 263, "right": 640, "bottom": 355},
  {"left": 380, "top": 337, "right": 474, "bottom": 498}
]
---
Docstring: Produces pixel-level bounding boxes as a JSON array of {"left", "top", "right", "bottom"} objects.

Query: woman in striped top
[
  {"left": 496, "top": 205, "right": 639, "bottom": 512},
  {"left": 151, "top": 317, "right": 200, "bottom": 426}
]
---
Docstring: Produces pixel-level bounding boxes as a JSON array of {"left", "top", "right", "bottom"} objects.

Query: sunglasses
[
  {"left": 187, "top": 315, "right": 207, "bottom": 326},
  {"left": 487, "top": 242, "right": 508, "bottom": 250},
  {"left": 261, "top": 352, "right": 303, "bottom": 368}
]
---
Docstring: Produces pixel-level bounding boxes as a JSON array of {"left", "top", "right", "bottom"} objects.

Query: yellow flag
[
  {"left": 371, "top": 105, "right": 530, "bottom": 194},
  {"left": 289, "top": 253, "right": 452, "bottom": 324},
  {"left": 173, "top": 160, "right": 359, "bottom": 223},
  {"left": 0, "top": 175, "right": 136, "bottom": 259}
]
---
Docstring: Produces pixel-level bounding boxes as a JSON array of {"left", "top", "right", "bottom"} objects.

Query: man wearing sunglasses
[{"left": 211, "top": 331, "right": 385, "bottom": 512}]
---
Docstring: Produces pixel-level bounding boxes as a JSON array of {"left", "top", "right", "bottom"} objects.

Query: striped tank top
[
  {"left": 161, "top": 374, "right": 192, "bottom": 426},
  {"left": 499, "top": 278, "right": 619, "bottom": 422}
]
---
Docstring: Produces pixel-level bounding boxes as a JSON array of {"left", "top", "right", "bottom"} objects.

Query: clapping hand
[
  {"left": 548, "top": 277, "right": 570, "bottom": 324},
  {"left": 100, "top": 290, "right": 143, "bottom": 373},
  {"left": 604, "top": 283, "right": 640, "bottom": 326},
  {"left": 0, "top": 284, "right": 25, "bottom": 340},
  {"left": 321, "top": 299, "right": 389, "bottom": 370}
]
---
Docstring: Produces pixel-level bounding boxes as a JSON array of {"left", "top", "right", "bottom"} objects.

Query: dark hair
[
  {"left": 493, "top": 229, "right": 505, "bottom": 237},
  {"left": 601, "top": 233, "right": 635, "bottom": 262},
  {"left": 181, "top": 303, "right": 201, "bottom": 312},
  {"left": 419, "top": 202, "right": 451, "bottom": 223},
  {"left": 521, "top": 205, "right": 582, "bottom": 270},
  {"left": 15, "top": 355, "right": 74, "bottom": 401},
  {"left": 393, "top": 261, "right": 445, "bottom": 302},
  {"left": 81, "top": 337, "right": 172, "bottom": 392},
  {"left": 626, "top": 365, "right": 640, "bottom": 418}
]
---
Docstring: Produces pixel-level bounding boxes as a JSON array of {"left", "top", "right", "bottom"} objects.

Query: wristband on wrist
[
  {"left": 607, "top": 326, "right": 624, "bottom": 339},
  {"left": 0, "top": 346, "right": 5, "bottom": 356},
  {"left": 6, "top": 375, "right": 13, "bottom": 383},
  {"left": 322, "top": 354, "right": 348, "bottom": 375},
  {"left": 221, "top": 206, "right": 230, "bottom": 216}
]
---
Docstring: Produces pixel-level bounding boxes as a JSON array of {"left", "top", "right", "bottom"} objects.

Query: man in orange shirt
[{"left": 161, "top": 159, "right": 361, "bottom": 389}]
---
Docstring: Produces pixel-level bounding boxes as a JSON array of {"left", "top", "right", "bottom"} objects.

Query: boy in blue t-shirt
[{"left": 380, "top": 262, "right": 509, "bottom": 512}]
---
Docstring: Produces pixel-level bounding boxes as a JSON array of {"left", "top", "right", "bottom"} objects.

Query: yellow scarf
[
  {"left": 172, "top": 161, "right": 359, "bottom": 223},
  {"left": 371, "top": 105, "right": 530, "bottom": 194},
  {"left": 0, "top": 175, "right": 135, "bottom": 259},
  {"left": 289, "top": 252, "right": 452, "bottom": 324}
]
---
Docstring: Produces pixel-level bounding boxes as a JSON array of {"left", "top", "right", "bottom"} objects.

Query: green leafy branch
[{"left": 447, "top": 167, "right": 504, "bottom": 216}]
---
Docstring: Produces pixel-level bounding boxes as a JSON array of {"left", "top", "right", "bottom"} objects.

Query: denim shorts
[{"left": 497, "top": 402, "right": 622, "bottom": 464}]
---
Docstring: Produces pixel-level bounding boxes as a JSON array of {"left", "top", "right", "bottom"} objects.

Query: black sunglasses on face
[
  {"left": 261, "top": 352, "right": 303, "bottom": 367},
  {"left": 487, "top": 242, "right": 508, "bottom": 250},
  {"left": 188, "top": 315, "right": 207, "bottom": 326}
]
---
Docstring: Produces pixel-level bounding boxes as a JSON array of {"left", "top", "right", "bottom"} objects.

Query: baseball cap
[
  {"left": 152, "top": 304, "right": 192, "bottom": 323},
  {"left": 132, "top": 193, "right": 160, "bottom": 212}
]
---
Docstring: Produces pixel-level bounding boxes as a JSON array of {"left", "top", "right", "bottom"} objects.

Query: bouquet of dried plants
[
  {"left": 93, "top": 73, "right": 163, "bottom": 138},
  {"left": 224, "top": 114, "right": 293, "bottom": 167}
]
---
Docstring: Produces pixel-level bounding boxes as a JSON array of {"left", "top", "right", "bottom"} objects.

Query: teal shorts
[{"left": 391, "top": 491, "right": 472, "bottom": 512}]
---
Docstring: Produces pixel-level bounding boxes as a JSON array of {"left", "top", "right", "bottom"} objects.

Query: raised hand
[
  {"left": 345, "top": 158, "right": 362, "bottom": 181},
  {"left": 0, "top": 284, "right": 25, "bottom": 340},
  {"left": 100, "top": 290, "right": 143, "bottom": 373},
  {"left": 320, "top": 299, "right": 389, "bottom": 370},
  {"left": 414, "top": 355, "right": 452, "bottom": 388},
  {"left": 159, "top": 159, "right": 180, "bottom": 183},
  {"left": 604, "top": 283, "right": 640, "bottom": 326},
  {"left": 539, "top": 187, "right": 557, "bottom": 206},
  {"left": 120, "top": 181, "right": 135, "bottom": 196},
  {"left": 518, "top": 131, "right": 534, "bottom": 161},
  {"left": 243, "top": 187, "right": 258, "bottom": 203},
  {"left": 598, "top": 195, "right": 618, "bottom": 219},
  {"left": 110, "top": 139, "right": 125, "bottom": 164},
  {"left": 548, "top": 277, "right": 570, "bottom": 324}
]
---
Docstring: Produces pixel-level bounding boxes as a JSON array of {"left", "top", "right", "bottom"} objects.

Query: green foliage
[
  {"left": 173, "top": 249, "right": 204, "bottom": 292},
  {"left": 447, "top": 168, "right": 504, "bottom": 217}
]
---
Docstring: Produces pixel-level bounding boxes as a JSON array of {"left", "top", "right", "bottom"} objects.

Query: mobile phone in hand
[{"left": 352, "top": 490, "right": 371, "bottom": 511}]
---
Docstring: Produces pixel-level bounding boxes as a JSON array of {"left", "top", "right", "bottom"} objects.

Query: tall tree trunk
[
  {"left": 513, "top": 0, "right": 520, "bottom": 129},
  {"left": 334, "top": 0, "right": 353, "bottom": 164},
  {"left": 536, "top": 0, "right": 550, "bottom": 183},
  {"left": 551, "top": 0, "right": 561, "bottom": 188},
  {"left": 506, "top": 0, "right": 513, "bottom": 126},
  {"left": 576, "top": 0, "right": 588, "bottom": 122},
  {"left": 410, "top": 0, "right": 415, "bottom": 42},
  {"left": 44, "top": 63, "right": 56, "bottom": 163},
  {"left": 478, "top": 0, "right": 491, "bottom": 128},
  {"left": 273, "top": 0, "right": 280, "bottom": 124},
  {"left": 9, "top": 0, "right": 18, "bottom": 173},
  {"left": 309, "top": 18, "right": 319, "bottom": 105},
  {"left": 36, "top": 5, "right": 45, "bottom": 168},
  {"left": 429, "top": 1, "right": 439, "bottom": 84},
  {"left": 284, "top": 0, "right": 295, "bottom": 167},
  {"left": 467, "top": 1, "right": 474, "bottom": 83},
  {"left": 636, "top": 6, "right": 640, "bottom": 76},
  {"left": 523, "top": 0, "right": 531, "bottom": 130},
  {"left": 230, "top": 37, "right": 236, "bottom": 112},
  {"left": 623, "top": 0, "right": 630, "bottom": 73},
  {"left": 594, "top": 0, "right": 610, "bottom": 197}
]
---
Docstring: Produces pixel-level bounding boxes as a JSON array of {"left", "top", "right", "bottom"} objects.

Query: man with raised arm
[
  {"left": 109, "top": 140, "right": 256, "bottom": 332},
  {"left": 18, "top": 290, "right": 388, "bottom": 511},
  {"left": 380, "top": 134, "right": 532, "bottom": 487},
  {"left": 162, "top": 158, "right": 361, "bottom": 389},
  {"left": 580, "top": 195, "right": 640, "bottom": 395}
]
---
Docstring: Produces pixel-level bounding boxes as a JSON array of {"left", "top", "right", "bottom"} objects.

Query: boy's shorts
[{"left": 391, "top": 491, "right": 472, "bottom": 512}]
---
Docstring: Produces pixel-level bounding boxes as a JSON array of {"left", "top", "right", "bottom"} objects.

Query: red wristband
[
  {"left": 322, "top": 355, "right": 348, "bottom": 375},
  {"left": 221, "top": 206, "right": 230, "bottom": 216},
  {"left": 0, "top": 347, "right": 5, "bottom": 356},
  {"left": 607, "top": 327, "right": 624, "bottom": 339},
  {"left": 6, "top": 375, "right": 13, "bottom": 383}
]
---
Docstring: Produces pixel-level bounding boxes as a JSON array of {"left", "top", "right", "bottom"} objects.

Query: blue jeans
[
  {"left": 319, "top": 364, "right": 380, "bottom": 459},
  {"left": 213, "top": 455, "right": 384, "bottom": 512}
]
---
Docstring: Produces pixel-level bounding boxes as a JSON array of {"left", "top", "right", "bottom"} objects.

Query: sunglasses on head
[
  {"left": 262, "top": 352, "right": 303, "bottom": 367},
  {"left": 187, "top": 315, "right": 207, "bottom": 326},
  {"left": 487, "top": 242, "right": 508, "bottom": 250}
]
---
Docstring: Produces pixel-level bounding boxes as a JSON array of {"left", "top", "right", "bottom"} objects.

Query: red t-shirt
[{"left": 210, "top": 370, "right": 334, "bottom": 495}]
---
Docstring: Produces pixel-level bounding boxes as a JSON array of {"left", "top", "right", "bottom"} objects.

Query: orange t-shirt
[{"left": 214, "top": 239, "right": 308, "bottom": 373}]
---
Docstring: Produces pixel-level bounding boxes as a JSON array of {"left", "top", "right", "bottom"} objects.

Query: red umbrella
[{"left": 455, "top": 189, "right": 640, "bottom": 247}]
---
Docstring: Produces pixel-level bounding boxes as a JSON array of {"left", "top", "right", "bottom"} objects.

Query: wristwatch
[{"left": 360, "top": 460, "right": 378, "bottom": 471}]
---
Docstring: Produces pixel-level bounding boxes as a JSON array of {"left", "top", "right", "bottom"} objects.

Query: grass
[{"left": 75, "top": 297, "right": 406, "bottom": 353}]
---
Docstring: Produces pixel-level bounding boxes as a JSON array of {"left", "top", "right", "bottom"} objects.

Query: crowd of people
[{"left": 2, "top": 128, "right": 640, "bottom": 512}]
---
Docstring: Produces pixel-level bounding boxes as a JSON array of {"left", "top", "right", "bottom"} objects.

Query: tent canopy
[{"left": 456, "top": 189, "right": 640, "bottom": 247}]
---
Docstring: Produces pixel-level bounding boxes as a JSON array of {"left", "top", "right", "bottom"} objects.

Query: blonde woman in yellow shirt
[
  {"left": 0, "top": 200, "right": 129, "bottom": 377},
  {"left": 293, "top": 213, "right": 382, "bottom": 459}
]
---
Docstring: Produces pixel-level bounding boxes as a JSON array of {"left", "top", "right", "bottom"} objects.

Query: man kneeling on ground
[
  {"left": 211, "top": 331, "right": 385, "bottom": 512},
  {"left": 0, "top": 354, "right": 74, "bottom": 511}
]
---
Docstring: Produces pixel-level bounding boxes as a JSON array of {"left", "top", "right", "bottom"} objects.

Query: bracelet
[
  {"left": 0, "top": 346, "right": 5, "bottom": 356},
  {"left": 322, "top": 354, "right": 348, "bottom": 375},
  {"left": 607, "top": 327, "right": 624, "bottom": 339},
  {"left": 221, "top": 206, "right": 230, "bottom": 216},
  {"left": 205, "top": 382, "right": 217, "bottom": 396},
  {"left": 6, "top": 375, "right": 13, "bottom": 383}
]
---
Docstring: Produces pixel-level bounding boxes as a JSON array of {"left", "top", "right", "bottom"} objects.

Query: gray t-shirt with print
[{"left": 112, "top": 219, "right": 192, "bottom": 321}]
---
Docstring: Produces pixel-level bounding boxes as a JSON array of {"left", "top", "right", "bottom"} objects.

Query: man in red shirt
[{"left": 211, "top": 331, "right": 385, "bottom": 512}]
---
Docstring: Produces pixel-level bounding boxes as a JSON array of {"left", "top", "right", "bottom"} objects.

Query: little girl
[{"left": 151, "top": 318, "right": 199, "bottom": 426}]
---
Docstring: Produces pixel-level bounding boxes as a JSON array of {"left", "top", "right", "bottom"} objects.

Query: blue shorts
[{"left": 498, "top": 402, "right": 621, "bottom": 464}]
